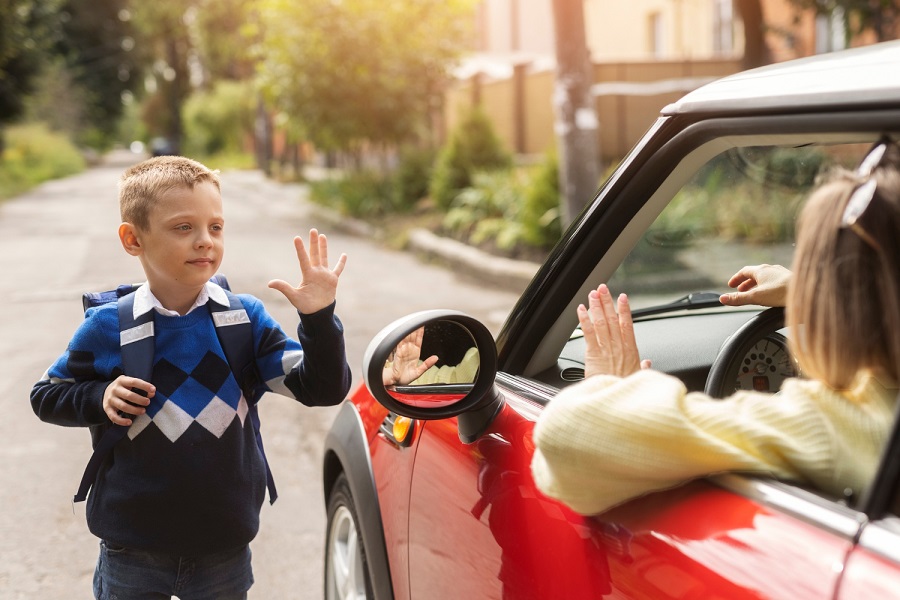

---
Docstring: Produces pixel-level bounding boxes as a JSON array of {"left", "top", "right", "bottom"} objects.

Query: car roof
[{"left": 662, "top": 40, "right": 900, "bottom": 117}]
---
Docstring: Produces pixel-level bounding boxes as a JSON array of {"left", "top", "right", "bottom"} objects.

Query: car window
[{"left": 608, "top": 142, "right": 869, "bottom": 310}]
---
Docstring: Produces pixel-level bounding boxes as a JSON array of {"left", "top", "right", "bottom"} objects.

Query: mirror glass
[{"left": 383, "top": 320, "right": 479, "bottom": 408}]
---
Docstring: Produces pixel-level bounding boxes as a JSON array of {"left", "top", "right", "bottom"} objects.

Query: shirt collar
[{"left": 132, "top": 281, "right": 230, "bottom": 318}]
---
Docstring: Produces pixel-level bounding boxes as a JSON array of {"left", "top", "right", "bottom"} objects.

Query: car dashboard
[{"left": 542, "top": 308, "right": 766, "bottom": 393}]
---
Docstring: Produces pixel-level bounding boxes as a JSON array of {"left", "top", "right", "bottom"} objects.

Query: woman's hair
[
  {"left": 119, "top": 155, "right": 221, "bottom": 231},
  {"left": 787, "top": 141, "right": 900, "bottom": 390}
]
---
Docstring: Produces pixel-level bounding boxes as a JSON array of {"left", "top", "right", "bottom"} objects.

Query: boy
[{"left": 31, "top": 156, "right": 351, "bottom": 599}]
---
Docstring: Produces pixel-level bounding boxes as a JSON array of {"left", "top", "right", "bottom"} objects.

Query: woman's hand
[
  {"left": 720, "top": 264, "right": 791, "bottom": 307},
  {"left": 579, "top": 284, "right": 650, "bottom": 379}
]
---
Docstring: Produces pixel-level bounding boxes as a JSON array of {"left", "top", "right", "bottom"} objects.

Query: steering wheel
[{"left": 704, "top": 307, "right": 790, "bottom": 398}]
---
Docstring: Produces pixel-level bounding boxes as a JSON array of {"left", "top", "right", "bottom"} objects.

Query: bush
[
  {"left": 309, "top": 170, "right": 394, "bottom": 219},
  {"left": 440, "top": 153, "right": 562, "bottom": 260},
  {"left": 442, "top": 170, "right": 527, "bottom": 251},
  {"left": 392, "top": 146, "right": 435, "bottom": 211},
  {"left": 0, "top": 123, "right": 86, "bottom": 200},
  {"left": 520, "top": 152, "right": 561, "bottom": 248},
  {"left": 183, "top": 81, "right": 256, "bottom": 157},
  {"left": 429, "top": 108, "right": 511, "bottom": 209}
]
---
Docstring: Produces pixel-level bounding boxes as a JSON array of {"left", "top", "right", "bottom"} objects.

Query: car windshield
[{"left": 607, "top": 142, "right": 870, "bottom": 310}]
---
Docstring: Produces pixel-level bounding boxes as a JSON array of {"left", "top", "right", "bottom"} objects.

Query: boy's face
[{"left": 121, "top": 181, "right": 224, "bottom": 303}]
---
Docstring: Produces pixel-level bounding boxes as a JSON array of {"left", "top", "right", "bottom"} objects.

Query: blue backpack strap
[
  {"left": 208, "top": 290, "right": 277, "bottom": 504},
  {"left": 82, "top": 284, "right": 141, "bottom": 312},
  {"left": 74, "top": 292, "right": 154, "bottom": 503}
]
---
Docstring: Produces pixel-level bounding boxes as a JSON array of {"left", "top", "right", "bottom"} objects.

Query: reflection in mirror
[{"left": 383, "top": 320, "right": 480, "bottom": 408}]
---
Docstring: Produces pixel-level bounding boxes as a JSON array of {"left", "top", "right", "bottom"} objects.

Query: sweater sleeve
[
  {"left": 30, "top": 306, "right": 121, "bottom": 427},
  {"left": 531, "top": 369, "right": 837, "bottom": 515},
  {"left": 410, "top": 347, "right": 480, "bottom": 385},
  {"left": 247, "top": 296, "right": 351, "bottom": 407}
]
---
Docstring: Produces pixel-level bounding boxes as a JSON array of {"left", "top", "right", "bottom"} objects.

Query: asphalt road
[{"left": 0, "top": 151, "right": 522, "bottom": 599}]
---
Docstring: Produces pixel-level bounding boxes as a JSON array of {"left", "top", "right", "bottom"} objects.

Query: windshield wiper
[{"left": 631, "top": 291, "right": 724, "bottom": 318}]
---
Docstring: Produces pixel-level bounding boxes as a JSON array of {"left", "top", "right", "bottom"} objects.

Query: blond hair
[
  {"left": 787, "top": 143, "right": 900, "bottom": 390},
  {"left": 119, "top": 156, "right": 221, "bottom": 230}
]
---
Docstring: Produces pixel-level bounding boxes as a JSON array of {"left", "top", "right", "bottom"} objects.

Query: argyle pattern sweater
[{"left": 31, "top": 294, "right": 350, "bottom": 555}]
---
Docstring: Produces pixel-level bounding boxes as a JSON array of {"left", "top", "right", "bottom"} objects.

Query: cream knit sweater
[{"left": 531, "top": 369, "right": 895, "bottom": 515}]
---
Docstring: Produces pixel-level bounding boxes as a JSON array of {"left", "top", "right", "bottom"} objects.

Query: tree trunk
[
  {"left": 255, "top": 95, "right": 273, "bottom": 176},
  {"left": 164, "top": 37, "right": 185, "bottom": 155},
  {"left": 736, "top": 0, "right": 771, "bottom": 68},
  {"left": 551, "top": 0, "right": 600, "bottom": 227}
]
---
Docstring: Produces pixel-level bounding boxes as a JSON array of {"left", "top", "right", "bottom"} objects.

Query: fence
[{"left": 444, "top": 57, "right": 742, "bottom": 162}]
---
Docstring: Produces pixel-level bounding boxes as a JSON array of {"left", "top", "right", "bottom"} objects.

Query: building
[{"left": 452, "top": 0, "right": 896, "bottom": 161}]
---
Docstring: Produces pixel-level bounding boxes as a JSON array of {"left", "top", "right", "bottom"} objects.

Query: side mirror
[{"left": 362, "top": 310, "right": 503, "bottom": 443}]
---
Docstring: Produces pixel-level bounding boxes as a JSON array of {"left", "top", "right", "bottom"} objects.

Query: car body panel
[
  {"left": 838, "top": 520, "right": 900, "bottom": 599},
  {"left": 323, "top": 397, "right": 395, "bottom": 600},
  {"left": 664, "top": 40, "right": 900, "bottom": 117},
  {"left": 399, "top": 386, "right": 858, "bottom": 599}
]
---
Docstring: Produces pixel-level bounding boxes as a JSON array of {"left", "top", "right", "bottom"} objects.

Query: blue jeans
[{"left": 93, "top": 540, "right": 253, "bottom": 600}]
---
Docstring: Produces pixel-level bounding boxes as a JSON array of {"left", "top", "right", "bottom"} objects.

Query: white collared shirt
[{"left": 132, "top": 281, "right": 230, "bottom": 318}]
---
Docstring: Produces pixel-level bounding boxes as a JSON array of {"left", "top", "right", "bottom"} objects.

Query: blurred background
[
  {"left": 1, "top": 2, "right": 898, "bottom": 598},
  {"left": 1, "top": 0, "right": 898, "bottom": 262}
]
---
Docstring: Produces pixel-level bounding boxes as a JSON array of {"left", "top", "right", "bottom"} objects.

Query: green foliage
[
  {"left": 392, "top": 146, "right": 436, "bottom": 211},
  {"left": 440, "top": 153, "right": 561, "bottom": 258},
  {"left": 24, "top": 59, "right": 85, "bottom": 132},
  {"left": 56, "top": 0, "right": 142, "bottom": 146},
  {"left": 0, "top": 0, "right": 63, "bottom": 130},
  {"left": 192, "top": 0, "right": 257, "bottom": 80},
  {"left": 661, "top": 182, "right": 804, "bottom": 243},
  {"left": 519, "top": 151, "right": 561, "bottom": 248},
  {"left": 258, "top": 0, "right": 473, "bottom": 152},
  {"left": 183, "top": 80, "right": 255, "bottom": 156},
  {"left": 653, "top": 146, "right": 820, "bottom": 244},
  {"left": 430, "top": 108, "right": 512, "bottom": 209},
  {"left": 131, "top": 1, "right": 194, "bottom": 145},
  {"left": 308, "top": 171, "right": 394, "bottom": 219},
  {"left": 443, "top": 171, "right": 527, "bottom": 251},
  {"left": 0, "top": 123, "right": 85, "bottom": 199}
]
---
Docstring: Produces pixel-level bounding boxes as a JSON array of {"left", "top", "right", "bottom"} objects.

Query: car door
[
  {"left": 406, "top": 383, "right": 613, "bottom": 600},
  {"left": 401, "top": 137, "right": 872, "bottom": 598},
  {"left": 404, "top": 372, "right": 864, "bottom": 599},
  {"left": 836, "top": 423, "right": 900, "bottom": 599}
]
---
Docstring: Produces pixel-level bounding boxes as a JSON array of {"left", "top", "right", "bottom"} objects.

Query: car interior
[
  {"left": 534, "top": 134, "right": 880, "bottom": 398},
  {"left": 514, "top": 131, "right": 898, "bottom": 510}
]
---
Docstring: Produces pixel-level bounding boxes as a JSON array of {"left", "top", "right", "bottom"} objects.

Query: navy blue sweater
[{"left": 31, "top": 294, "right": 350, "bottom": 555}]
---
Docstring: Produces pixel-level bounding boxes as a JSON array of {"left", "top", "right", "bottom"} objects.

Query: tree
[
  {"left": 191, "top": 0, "right": 257, "bottom": 82},
  {"left": 736, "top": 0, "right": 772, "bottom": 68},
  {"left": 257, "top": 0, "right": 472, "bottom": 159},
  {"left": 131, "top": 1, "right": 194, "bottom": 152},
  {"left": 550, "top": 0, "right": 600, "bottom": 227},
  {"left": 790, "top": 0, "right": 899, "bottom": 43},
  {"left": 0, "top": 0, "right": 62, "bottom": 151},
  {"left": 55, "top": 0, "right": 142, "bottom": 148}
]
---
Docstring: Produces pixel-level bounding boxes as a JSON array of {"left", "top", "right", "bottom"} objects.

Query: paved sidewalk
[{"left": 273, "top": 168, "right": 543, "bottom": 292}]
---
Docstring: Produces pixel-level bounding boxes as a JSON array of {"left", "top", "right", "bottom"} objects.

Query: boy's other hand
[
  {"left": 103, "top": 376, "right": 154, "bottom": 426},
  {"left": 268, "top": 229, "right": 348, "bottom": 315}
]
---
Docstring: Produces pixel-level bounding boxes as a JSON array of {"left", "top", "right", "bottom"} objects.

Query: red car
[{"left": 323, "top": 41, "right": 900, "bottom": 600}]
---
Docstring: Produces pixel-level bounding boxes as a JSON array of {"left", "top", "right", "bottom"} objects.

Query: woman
[{"left": 531, "top": 141, "right": 900, "bottom": 515}]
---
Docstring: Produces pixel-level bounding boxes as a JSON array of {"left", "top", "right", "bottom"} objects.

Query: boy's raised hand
[
  {"left": 383, "top": 327, "right": 439, "bottom": 386},
  {"left": 268, "top": 229, "right": 348, "bottom": 315}
]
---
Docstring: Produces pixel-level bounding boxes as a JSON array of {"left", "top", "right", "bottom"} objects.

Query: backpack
[{"left": 73, "top": 275, "right": 278, "bottom": 504}]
